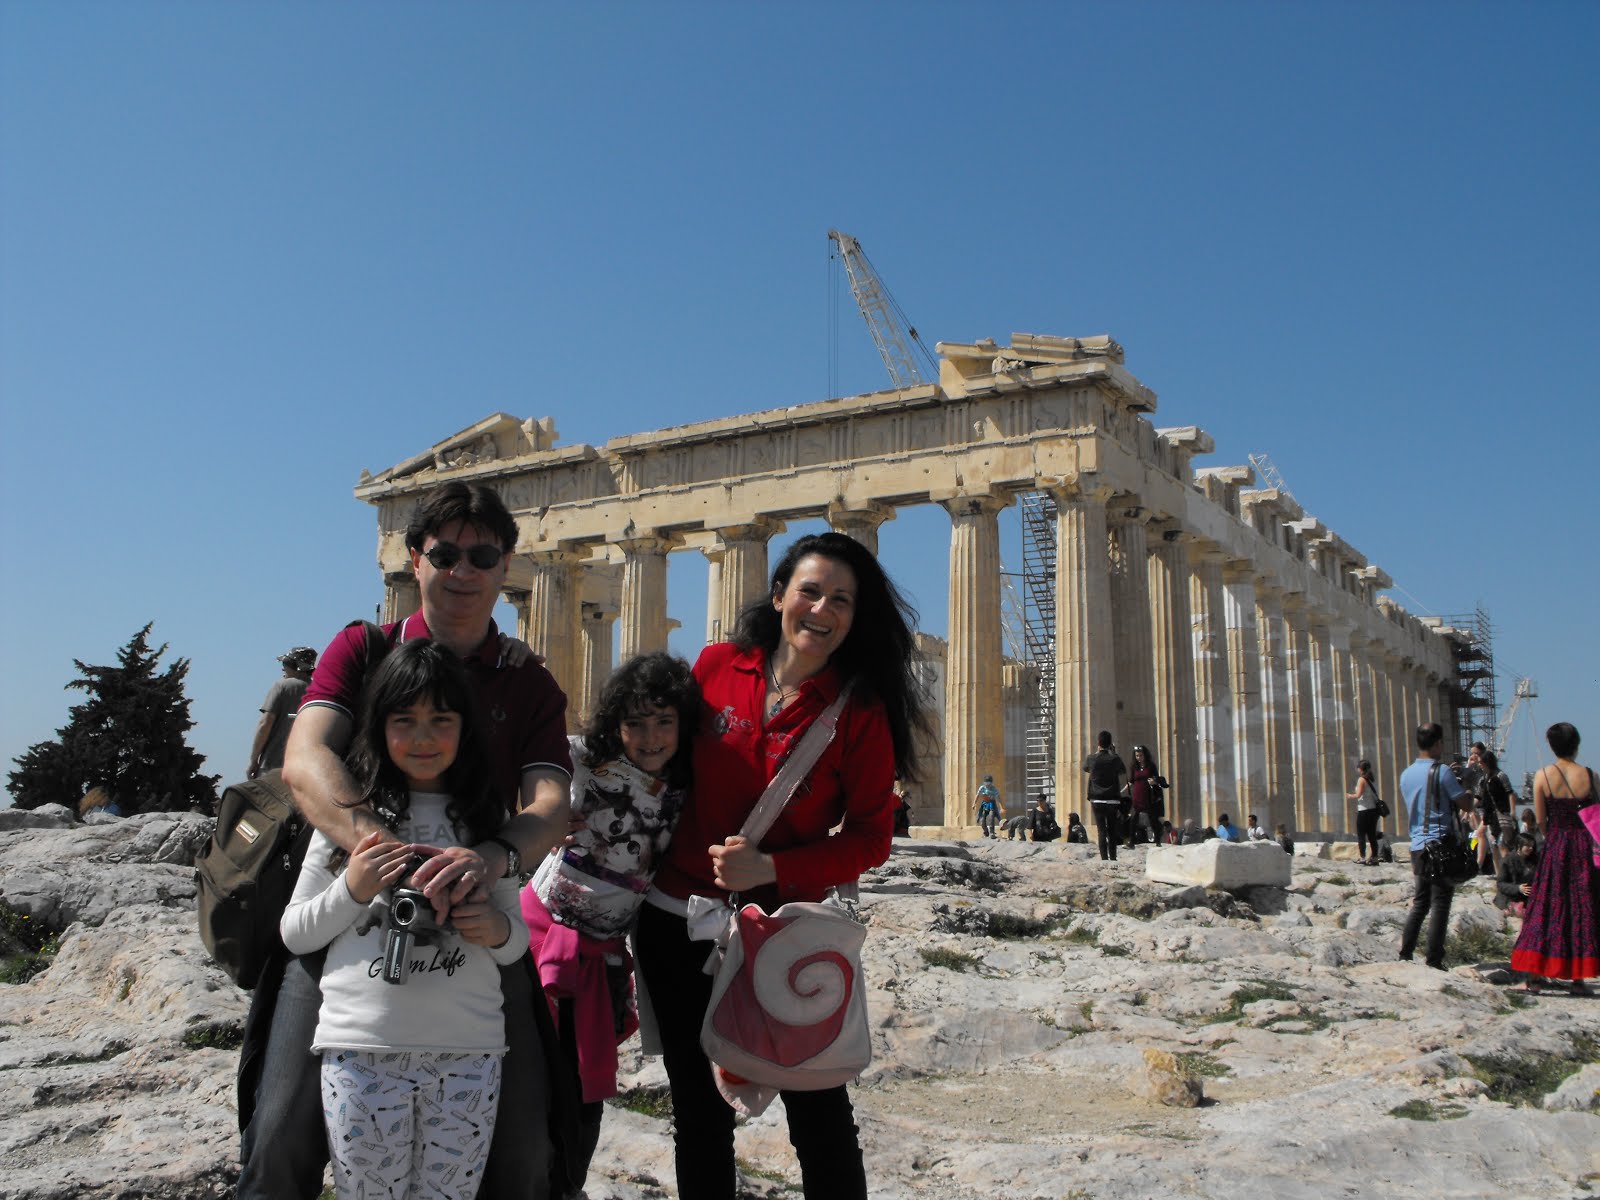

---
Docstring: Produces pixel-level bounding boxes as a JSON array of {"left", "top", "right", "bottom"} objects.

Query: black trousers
[
  {"left": 1399, "top": 853, "right": 1455, "bottom": 969},
  {"left": 1091, "top": 803, "right": 1121, "bottom": 860},
  {"left": 634, "top": 903, "right": 867, "bottom": 1200}
]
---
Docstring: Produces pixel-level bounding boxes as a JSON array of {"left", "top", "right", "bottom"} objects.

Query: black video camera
[{"left": 381, "top": 882, "right": 450, "bottom": 986}]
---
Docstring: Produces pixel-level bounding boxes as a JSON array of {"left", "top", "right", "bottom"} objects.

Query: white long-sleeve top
[{"left": 280, "top": 792, "right": 528, "bottom": 1055}]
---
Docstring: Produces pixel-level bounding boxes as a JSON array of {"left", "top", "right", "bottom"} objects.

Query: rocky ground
[{"left": 0, "top": 808, "right": 1596, "bottom": 1199}]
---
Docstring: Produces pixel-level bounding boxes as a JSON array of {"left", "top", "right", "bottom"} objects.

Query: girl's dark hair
[
  {"left": 340, "top": 639, "right": 502, "bottom": 859},
  {"left": 730, "top": 531, "right": 930, "bottom": 782},
  {"left": 1357, "top": 759, "right": 1374, "bottom": 782},
  {"left": 1547, "top": 721, "right": 1581, "bottom": 759},
  {"left": 1479, "top": 747, "right": 1500, "bottom": 773},
  {"left": 582, "top": 652, "right": 700, "bottom": 789},
  {"left": 1132, "top": 743, "right": 1158, "bottom": 772}
]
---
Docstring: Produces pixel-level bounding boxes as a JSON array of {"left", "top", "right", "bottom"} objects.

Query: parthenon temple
[{"left": 355, "top": 332, "right": 1468, "bottom": 842}]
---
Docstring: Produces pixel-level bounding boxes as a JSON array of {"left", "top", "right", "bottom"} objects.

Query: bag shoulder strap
[{"left": 738, "top": 683, "right": 854, "bottom": 846}]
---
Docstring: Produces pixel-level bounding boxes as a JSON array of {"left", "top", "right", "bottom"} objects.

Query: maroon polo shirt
[{"left": 301, "top": 612, "right": 571, "bottom": 816}]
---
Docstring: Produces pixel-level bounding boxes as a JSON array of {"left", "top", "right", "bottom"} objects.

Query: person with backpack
[
  {"left": 237, "top": 482, "right": 575, "bottom": 1200},
  {"left": 1082, "top": 731, "right": 1127, "bottom": 862}
]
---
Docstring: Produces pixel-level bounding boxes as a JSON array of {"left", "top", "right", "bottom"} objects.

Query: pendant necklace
[{"left": 766, "top": 663, "right": 798, "bottom": 719}]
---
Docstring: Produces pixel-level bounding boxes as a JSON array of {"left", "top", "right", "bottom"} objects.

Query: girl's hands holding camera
[
  {"left": 452, "top": 901, "right": 512, "bottom": 949},
  {"left": 343, "top": 831, "right": 417, "bottom": 904}
]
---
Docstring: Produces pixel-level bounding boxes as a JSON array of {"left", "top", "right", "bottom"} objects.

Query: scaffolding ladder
[
  {"left": 1442, "top": 606, "right": 1497, "bottom": 753},
  {"left": 1017, "top": 490, "right": 1057, "bottom": 803}
]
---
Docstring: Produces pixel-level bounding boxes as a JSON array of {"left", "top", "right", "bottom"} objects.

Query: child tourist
[
  {"left": 280, "top": 639, "right": 527, "bottom": 1200},
  {"left": 523, "top": 651, "right": 700, "bottom": 1194}
]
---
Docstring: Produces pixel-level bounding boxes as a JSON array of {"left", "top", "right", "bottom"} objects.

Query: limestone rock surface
[
  {"left": 3, "top": 824, "right": 1599, "bottom": 1199},
  {"left": 1146, "top": 838, "right": 1293, "bottom": 888}
]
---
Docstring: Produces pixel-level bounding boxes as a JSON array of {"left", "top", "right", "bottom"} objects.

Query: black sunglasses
[{"left": 423, "top": 541, "right": 505, "bottom": 571}]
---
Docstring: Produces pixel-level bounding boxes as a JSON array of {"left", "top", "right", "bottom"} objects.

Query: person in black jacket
[
  {"left": 1082, "top": 730, "right": 1127, "bottom": 861},
  {"left": 1494, "top": 833, "right": 1538, "bottom": 916}
]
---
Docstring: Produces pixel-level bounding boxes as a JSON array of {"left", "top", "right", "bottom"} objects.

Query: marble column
[
  {"left": 1283, "top": 597, "right": 1319, "bottom": 834},
  {"left": 576, "top": 603, "right": 618, "bottom": 725},
  {"left": 1188, "top": 543, "right": 1235, "bottom": 829},
  {"left": 1350, "top": 635, "right": 1379, "bottom": 790},
  {"left": 826, "top": 500, "right": 896, "bottom": 556},
  {"left": 1308, "top": 617, "right": 1343, "bottom": 830},
  {"left": 1371, "top": 650, "right": 1399, "bottom": 800},
  {"left": 1255, "top": 584, "right": 1292, "bottom": 831},
  {"left": 1051, "top": 481, "right": 1117, "bottom": 816},
  {"left": 1222, "top": 563, "right": 1265, "bottom": 825},
  {"left": 941, "top": 492, "right": 1008, "bottom": 828},
  {"left": 1330, "top": 630, "right": 1361, "bottom": 832},
  {"left": 705, "top": 518, "right": 784, "bottom": 644},
  {"left": 1108, "top": 504, "right": 1157, "bottom": 754},
  {"left": 383, "top": 571, "right": 420, "bottom": 624},
  {"left": 523, "top": 549, "right": 584, "bottom": 695},
  {"left": 1148, "top": 527, "right": 1198, "bottom": 826},
  {"left": 616, "top": 535, "right": 675, "bottom": 662}
]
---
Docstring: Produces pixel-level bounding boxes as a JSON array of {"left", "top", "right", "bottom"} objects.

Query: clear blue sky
[{"left": 3, "top": 1, "right": 1595, "bottom": 802}]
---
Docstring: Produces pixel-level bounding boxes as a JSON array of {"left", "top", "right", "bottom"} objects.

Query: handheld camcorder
[{"left": 381, "top": 869, "right": 450, "bottom": 985}]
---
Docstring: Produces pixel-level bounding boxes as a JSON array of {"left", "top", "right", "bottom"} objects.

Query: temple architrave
[{"left": 354, "top": 333, "right": 1464, "bottom": 841}]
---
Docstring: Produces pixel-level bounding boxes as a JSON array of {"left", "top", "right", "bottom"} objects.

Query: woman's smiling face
[{"left": 773, "top": 553, "right": 857, "bottom": 669}]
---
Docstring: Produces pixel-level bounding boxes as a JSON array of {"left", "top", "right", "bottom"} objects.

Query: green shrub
[
  {"left": 919, "top": 946, "right": 980, "bottom": 972},
  {"left": 1465, "top": 1033, "right": 1597, "bottom": 1107},
  {"left": 1389, "top": 1098, "right": 1467, "bottom": 1121},
  {"left": 611, "top": 1085, "right": 673, "bottom": 1120},
  {"left": 1198, "top": 981, "right": 1297, "bottom": 1025},
  {"left": 1174, "top": 1051, "right": 1231, "bottom": 1078},
  {"left": 0, "top": 902, "right": 61, "bottom": 984},
  {"left": 181, "top": 1022, "right": 243, "bottom": 1051},
  {"left": 1445, "top": 924, "right": 1514, "bottom": 967}
]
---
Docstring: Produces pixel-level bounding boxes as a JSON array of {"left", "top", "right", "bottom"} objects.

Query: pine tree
[{"left": 7, "top": 624, "right": 219, "bottom": 814}]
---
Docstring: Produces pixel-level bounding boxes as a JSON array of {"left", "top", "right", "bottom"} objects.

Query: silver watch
[{"left": 487, "top": 836, "right": 522, "bottom": 878}]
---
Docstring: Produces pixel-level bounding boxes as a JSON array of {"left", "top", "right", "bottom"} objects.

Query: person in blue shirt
[
  {"left": 1398, "top": 721, "right": 1475, "bottom": 969},
  {"left": 1214, "top": 813, "right": 1244, "bottom": 843}
]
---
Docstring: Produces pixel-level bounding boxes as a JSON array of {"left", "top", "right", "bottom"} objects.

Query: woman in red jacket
[{"left": 635, "top": 531, "right": 927, "bottom": 1200}]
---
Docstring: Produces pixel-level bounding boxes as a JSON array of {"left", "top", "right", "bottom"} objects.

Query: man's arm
[
  {"left": 246, "top": 711, "right": 275, "bottom": 779},
  {"left": 281, "top": 705, "right": 393, "bottom": 852},
  {"left": 416, "top": 766, "right": 571, "bottom": 907}
]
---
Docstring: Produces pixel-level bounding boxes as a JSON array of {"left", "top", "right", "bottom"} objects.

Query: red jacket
[{"left": 652, "top": 642, "right": 896, "bottom": 907}]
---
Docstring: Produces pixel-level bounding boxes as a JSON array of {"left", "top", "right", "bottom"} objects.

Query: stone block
[{"left": 1145, "top": 840, "right": 1292, "bottom": 889}]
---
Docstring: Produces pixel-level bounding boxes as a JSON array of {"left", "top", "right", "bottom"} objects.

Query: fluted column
[
  {"left": 1370, "top": 649, "right": 1398, "bottom": 801},
  {"left": 383, "top": 572, "right": 421, "bottom": 624},
  {"left": 826, "top": 501, "right": 895, "bottom": 555},
  {"left": 705, "top": 518, "right": 784, "bottom": 644},
  {"left": 1255, "top": 584, "right": 1292, "bottom": 831},
  {"left": 1148, "top": 527, "right": 1198, "bottom": 824},
  {"left": 1329, "top": 629, "right": 1361, "bottom": 831},
  {"left": 575, "top": 604, "right": 618, "bottom": 726},
  {"left": 1350, "top": 634, "right": 1379, "bottom": 792},
  {"left": 1222, "top": 562, "right": 1265, "bottom": 825},
  {"left": 523, "top": 549, "right": 584, "bottom": 693},
  {"left": 1283, "top": 596, "right": 1318, "bottom": 834},
  {"left": 1308, "top": 617, "right": 1343, "bottom": 830},
  {"left": 941, "top": 492, "right": 1008, "bottom": 827},
  {"left": 1051, "top": 480, "right": 1117, "bottom": 812},
  {"left": 1188, "top": 543, "right": 1235, "bottom": 828},
  {"left": 1108, "top": 503, "right": 1157, "bottom": 754},
  {"left": 616, "top": 535, "right": 675, "bottom": 662}
]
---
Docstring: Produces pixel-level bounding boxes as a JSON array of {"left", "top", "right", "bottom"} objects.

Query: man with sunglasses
[{"left": 238, "top": 481, "right": 574, "bottom": 1200}]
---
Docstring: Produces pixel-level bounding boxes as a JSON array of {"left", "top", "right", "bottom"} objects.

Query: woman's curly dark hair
[
  {"left": 730, "top": 531, "right": 931, "bottom": 782},
  {"left": 338, "top": 639, "right": 503, "bottom": 864},
  {"left": 582, "top": 652, "right": 700, "bottom": 789}
]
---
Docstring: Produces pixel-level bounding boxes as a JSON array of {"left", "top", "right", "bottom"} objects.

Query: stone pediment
[{"left": 358, "top": 414, "right": 578, "bottom": 487}]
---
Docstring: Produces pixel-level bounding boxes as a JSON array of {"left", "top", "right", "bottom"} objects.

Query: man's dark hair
[
  {"left": 1547, "top": 721, "right": 1581, "bottom": 758},
  {"left": 1218, "top": 812, "right": 1231, "bottom": 824},
  {"left": 1416, "top": 722, "right": 1444, "bottom": 751},
  {"left": 1097, "top": 730, "right": 1113, "bottom": 749},
  {"left": 405, "top": 482, "right": 518, "bottom": 555}
]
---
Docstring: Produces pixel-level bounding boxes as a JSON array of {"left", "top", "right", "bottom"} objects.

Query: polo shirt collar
[{"left": 400, "top": 611, "right": 503, "bottom": 666}]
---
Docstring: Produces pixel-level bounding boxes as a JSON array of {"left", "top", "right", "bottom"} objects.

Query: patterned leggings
[{"left": 321, "top": 1049, "right": 501, "bottom": 1200}]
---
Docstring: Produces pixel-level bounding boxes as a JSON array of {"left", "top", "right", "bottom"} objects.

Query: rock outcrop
[{"left": 2, "top": 821, "right": 1597, "bottom": 1199}]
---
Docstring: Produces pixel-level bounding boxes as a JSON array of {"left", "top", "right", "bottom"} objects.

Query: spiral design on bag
[{"left": 749, "top": 923, "right": 854, "bottom": 1026}]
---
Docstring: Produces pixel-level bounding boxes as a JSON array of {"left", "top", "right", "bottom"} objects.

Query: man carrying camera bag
[{"left": 1398, "top": 722, "right": 1476, "bottom": 970}]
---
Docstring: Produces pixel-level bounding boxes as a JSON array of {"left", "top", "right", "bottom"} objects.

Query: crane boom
[
  {"left": 1492, "top": 677, "right": 1537, "bottom": 756},
  {"left": 827, "top": 229, "right": 936, "bottom": 389}
]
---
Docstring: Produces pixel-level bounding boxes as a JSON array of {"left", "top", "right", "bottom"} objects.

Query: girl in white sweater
[{"left": 280, "top": 639, "right": 527, "bottom": 1200}]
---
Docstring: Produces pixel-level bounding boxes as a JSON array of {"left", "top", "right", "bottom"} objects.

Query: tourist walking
[
  {"left": 1125, "top": 744, "right": 1165, "bottom": 847},
  {"left": 633, "top": 531, "right": 928, "bottom": 1200},
  {"left": 1349, "top": 759, "right": 1383, "bottom": 864},
  {"left": 246, "top": 645, "right": 315, "bottom": 778},
  {"left": 1082, "top": 731, "right": 1127, "bottom": 861},
  {"left": 1398, "top": 722, "right": 1475, "bottom": 970},
  {"left": 1509, "top": 722, "right": 1599, "bottom": 994},
  {"left": 974, "top": 774, "right": 1004, "bottom": 838}
]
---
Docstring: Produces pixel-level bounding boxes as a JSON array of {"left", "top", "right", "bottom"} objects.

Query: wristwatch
[{"left": 486, "top": 836, "right": 522, "bottom": 879}]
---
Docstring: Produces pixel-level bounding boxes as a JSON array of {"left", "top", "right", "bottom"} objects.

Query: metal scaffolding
[
  {"left": 1442, "top": 606, "right": 1496, "bottom": 753},
  {"left": 1017, "top": 490, "right": 1057, "bottom": 803}
]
